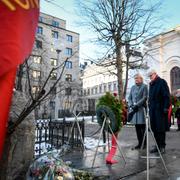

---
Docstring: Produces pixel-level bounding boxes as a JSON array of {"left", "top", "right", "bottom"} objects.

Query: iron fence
[{"left": 34, "top": 118, "right": 85, "bottom": 157}]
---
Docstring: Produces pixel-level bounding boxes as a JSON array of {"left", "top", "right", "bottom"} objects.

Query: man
[
  {"left": 148, "top": 70, "right": 170, "bottom": 154},
  {"left": 128, "top": 73, "right": 148, "bottom": 149}
]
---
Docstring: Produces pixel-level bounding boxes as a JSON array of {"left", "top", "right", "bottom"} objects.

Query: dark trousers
[
  {"left": 135, "top": 124, "right": 146, "bottom": 146},
  {"left": 153, "top": 131, "right": 166, "bottom": 148}
]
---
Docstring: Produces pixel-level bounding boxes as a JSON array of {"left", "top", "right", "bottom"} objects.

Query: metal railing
[{"left": 34, "top": 118, "right": 85, "bottom": 157}]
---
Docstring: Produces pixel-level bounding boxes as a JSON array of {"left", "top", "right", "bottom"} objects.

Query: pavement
[{"left": 62, "top": 121, "right": 180, "bottom": 180}]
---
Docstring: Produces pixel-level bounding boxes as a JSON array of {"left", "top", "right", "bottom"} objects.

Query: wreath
[{"left": 96, "top": 92, "right": 124, "bottom": 133}]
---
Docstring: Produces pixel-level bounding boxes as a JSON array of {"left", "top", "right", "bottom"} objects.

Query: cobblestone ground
[{"left": 62, "top": 120, "right": 180, "bottom": 180}]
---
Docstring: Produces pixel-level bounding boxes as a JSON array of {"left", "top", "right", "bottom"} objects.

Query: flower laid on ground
[
  {"left": 27, "top": 149, "right": 98, "bottom": 180},
  {"left": 27, "top": 151, "right": 74, "bottom": 180}
]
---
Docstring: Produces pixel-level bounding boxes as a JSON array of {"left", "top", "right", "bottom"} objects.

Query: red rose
[{"left": 113, "top": 92, "right": 117, "bottom": 97}]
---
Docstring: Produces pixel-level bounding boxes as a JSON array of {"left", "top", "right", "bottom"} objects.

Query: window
[
  {"left": 50, "top": 58, "right": 57, "bottom": 66},
  {"left": 113, "top": 83, "right": 117, "bottom": 91},
  {"left": 32, "top": 70, "right": 41, "bottom": 79},
  {"left": 35, "top": 40, "right": 42, "bottom": 49},
  {"left": 37, "top": 26, "right": 43, "bottom": 34},
  {"left": 108, "top": 83, "right": 112, "bottom": 91},
  {"left": 99, "top": 85, "right": 102, "bottom": 93},
  {"left": 65, "top": 61, "right": 72, "bottom": 69},
  {"left": 64, "top": 101, "right": 72, "bottom": 109},
  {"left": 50, "top": 87, "right": 56, "bottom": 95},
  {"left": 52, "top": 20, "right": 59, "bottom": 27},
  {"left": 87, "top": 89, "right": 90, "bottom": 95},
  {"left": 50, "top": 101, "right": 55, "bottom": 109},
  {"left": 84, "top": 90, "right": 86, "bottom": 96},
  {"left": 65, "top": 48, "right": 73, "bottom": 56},
  {"left": 65, "top": 74, "right": 72, "bottom": 82},
  {"left": 52, "top": 30, "right": 59, "bottom": 39},
  {"left": 170, "top": 66, "right": 180, "bottom": 91},
  {"left": 39, "top": 16, "right": 43, "bottom": 22},
  {"left": 32, "top": 86, "right": 40, "bottom": 94},
  {"left": 50, "top": 72, "right": 57, "bottom": 80},
  {"left": 66, "top": 35, "right": 73, "bottom": 42},
  {"left": 33, "top": 56, "right": 42, "bottom": 64},
  {"left": 91, "top": 88, "right": 94, "bottom": 95},
  {"left": 65, "top": 88, "right": 72, "bottom": 95},
  {"left": 104, "top": 84, "right": 107, "bottom": 92},
  {"left": 95, "top": 87, "right": 98, "bottom": 94}
]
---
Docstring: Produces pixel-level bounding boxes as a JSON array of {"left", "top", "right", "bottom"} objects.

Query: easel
[
  {"left": 67, "top": 112, "right": 87, "bottom": 155},
  {"left": 140, "top": 108, "right": 169, "bottom": 180},
  {"left": 91, "top": 113, "right": 126, "bottom": 168}
]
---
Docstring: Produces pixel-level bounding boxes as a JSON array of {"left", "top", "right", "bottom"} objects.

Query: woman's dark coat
[{"left": 149, "top": 76, "right": 170, "bottom": 132}]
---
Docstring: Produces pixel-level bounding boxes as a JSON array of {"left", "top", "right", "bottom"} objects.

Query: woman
[{"left": 128, "top": 73, "right": 148, "bottom": 149}]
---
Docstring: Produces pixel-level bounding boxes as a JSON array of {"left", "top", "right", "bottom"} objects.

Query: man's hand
[
  {"left": 132, "top": 105, "right": 138, "bottom": 112},
  {"left": 163, "top": 108, "right": 169, "bottom": 114}
]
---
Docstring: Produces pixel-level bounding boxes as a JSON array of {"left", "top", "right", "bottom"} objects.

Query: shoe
[
  {"left": 160, "top": 148, "right": 165, "bottom": 154},
  {"left": 142, "top": 144, "right": 146, "bottom": 149},
  {"left": 132, "top": 145, "right": 141, "bottom": 150},
  {"left": 150, "top": 147, "right": 158, "bottom": 153}
]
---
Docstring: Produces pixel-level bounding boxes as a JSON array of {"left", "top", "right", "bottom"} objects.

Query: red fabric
[
  {"left": 0, "top": 69, "right": 16, "bottom": 157},
  {"left": 106, "top": 133, "right": 118, "bottom": 164},
  {"left": 168, "top": 105, "right": 172, "bottom": 124},
  {"left": 0, "top": 1, "right": 39, "bottom": 77},
  {"left": 0, "top": 1, "right": 39, "bottom": 159}
]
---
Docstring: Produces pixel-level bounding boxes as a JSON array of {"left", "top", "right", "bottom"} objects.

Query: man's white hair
[{"left": 147, "top": 69, "right": 157, "bottom": 76}]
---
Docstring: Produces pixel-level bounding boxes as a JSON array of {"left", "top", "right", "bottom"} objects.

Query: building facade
[
  {"left": 144, "top": 26, "right": 180, "bottom": 94},
  {"left": 28, "top": 12, "right": 81, "bottom": 119},
  {"left": 81, "top": 61, "right": 118, "bottom": 113}
]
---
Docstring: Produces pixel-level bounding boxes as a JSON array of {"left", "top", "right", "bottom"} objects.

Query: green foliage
[
  {"left": 171, "top": 95, "right": 180, "bottom": 114},
  {"left": 96, "top": 92, "right": 123, "bottom": 131}
]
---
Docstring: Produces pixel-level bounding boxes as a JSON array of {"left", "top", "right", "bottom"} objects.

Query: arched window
[{"left": 170, "top": 66, "right": 180, "bottom": 92}]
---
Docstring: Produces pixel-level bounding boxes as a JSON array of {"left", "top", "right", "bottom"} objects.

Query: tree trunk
[
  {"left": 0, "top": 91, "right": 35, "bottom": 180},
  {"left": 116, "top": 44, "right": 124, "bottom": 100},
  {"left": 123, "top": 46, "right": 130, "bottom": 98}
]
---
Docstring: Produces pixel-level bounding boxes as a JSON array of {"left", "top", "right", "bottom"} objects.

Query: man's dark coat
[{"left": 149, "top": 76, "right": 170, "bottom": 132}]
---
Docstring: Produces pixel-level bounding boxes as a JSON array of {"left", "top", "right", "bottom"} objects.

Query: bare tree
[
  {"left": 0, "top": 48, "right": 79, "bottom": 179},
  {"left": 78, "top": 0, "right": 162, "bottom": 99}
]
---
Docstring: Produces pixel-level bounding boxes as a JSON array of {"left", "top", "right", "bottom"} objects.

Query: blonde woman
[{"left": 128, "top": 73, "right": 148, "bottom": 149}]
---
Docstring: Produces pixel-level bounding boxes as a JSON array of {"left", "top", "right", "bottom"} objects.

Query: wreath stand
[
  {"left": 140, "top": 108, "right": 169, "bottom": 180},
  {"left": 67, "top": 111, "right": 87, "bottom": 156},
  {"left": 91, "top": 112, "right": 126, "bottom": 168}
]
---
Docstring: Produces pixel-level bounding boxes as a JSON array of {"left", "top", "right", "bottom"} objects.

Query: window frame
[
  {"left": 50, "top": 72, "right": 57, "bottom": 80},
  {"left": 65, "top": 74, "right": 72, "bottom": 82},
  {"left": 37, "top": 26, "right": 43, "bottom": 34},
  {"left": 66, "top": 34, "right": 73, "bottom": 42},
  {"left": 32, "top": 70, "right": 41, "bottom": 79},
  {"left": 65, "top": 87, "right": 72, "bottom": 96},
  {"left": 52, "top": 30, "right": 59, "bottom": 39},
  {"left": 52, "top": 20, "right": 60, "bottom": 27},
  {"left": 65, "top": 48, "right": 73, "bottom": 56},
  {"left": 50, "top": 58, "right": 57, "bottom": 66},
  {"left": 65, "top": 61, "right": 72, "bottom": 69},
  {"left": 35, "top": 40, "right": 42, "bottom": 49}
]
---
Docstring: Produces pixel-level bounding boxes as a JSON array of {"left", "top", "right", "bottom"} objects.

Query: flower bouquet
[{"left": 27, "top": 150, "right": 74, "bottom": 180}]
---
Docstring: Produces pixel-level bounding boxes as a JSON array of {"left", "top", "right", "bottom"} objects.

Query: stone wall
[{"left": 0, "top": 91, "right": 35, "bottom": 180}]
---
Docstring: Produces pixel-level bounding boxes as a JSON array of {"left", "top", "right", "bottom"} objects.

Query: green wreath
[{"left": 96, "top": 92, "right": 122, "bottom": 133}]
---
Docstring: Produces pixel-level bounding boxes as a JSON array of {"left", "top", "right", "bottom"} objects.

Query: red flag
[{"left": 0, "top": 0, "right": 39, "bottom": 158}]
